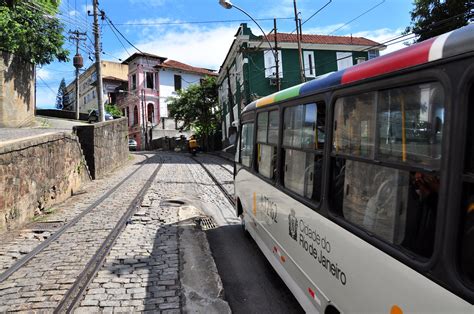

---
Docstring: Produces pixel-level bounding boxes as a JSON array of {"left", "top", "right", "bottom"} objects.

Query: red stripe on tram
[{"left": 341, "top": 38, "right": 436, "bottom": 84}]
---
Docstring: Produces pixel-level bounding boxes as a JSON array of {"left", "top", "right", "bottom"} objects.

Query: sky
[{"left": 36, "top": 0, "right": 415, "bottom": 108}]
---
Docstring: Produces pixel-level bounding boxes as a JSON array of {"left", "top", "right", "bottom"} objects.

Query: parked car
[
  {"left": 88, "top": 110, "right": 114, "bottom": 123},
  {"left": 128, "top": 139, "right": 137, "bottom": 151}
]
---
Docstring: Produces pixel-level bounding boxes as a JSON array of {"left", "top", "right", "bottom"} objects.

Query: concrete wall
[
  {"left": 36, "top": 109, "right": 89, "bottom": 121},
  {"left": 74, "top": 117, "right": 128, "bottom": 179},
  {"left": 0, "top": 51, "right": 35, "bottom": 127},
  {"left": 0, "top": 133, "right": 91, "bottom": 232}
]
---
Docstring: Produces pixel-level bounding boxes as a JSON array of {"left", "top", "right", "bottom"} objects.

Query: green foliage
[
  {"left": 0, "top": 0, "right": 69, "bottom": 64},
  {"left": 405, "top": 0, "right": 473, "bottom": 42},
  {"left": 105, "top": 104, "right": 123, "bottom": 117},
  {"left": 168, "top": 76, "right": 221, "bottom": 149},
  {"left": 56, "top": 78, "right": 66, "bottom": 109}
]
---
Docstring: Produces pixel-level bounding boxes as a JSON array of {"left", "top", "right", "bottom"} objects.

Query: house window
[
  {"left": 131, "top": 74, "right": 137, "bottom": 90},
  {"left": 303, "top": 51, "right": 316, "bottom": 78},
  {"left": 263, "top": 50, "right": 283, "bottom": 78},
  {"left": 174, "top": 75, "right": 182, "bottom": 91},
  {"left": 336, "top": 52, "right": 353, "bottom": 70},
  {"left": 125, "top": 107, "right": 130, "bottom": 126},
  {"left": 133, "top": 105, "right": 138, "bottom": 125},
  {"left": 368, "top": 49, "right": 380, "bottom": 60},
  {"left": 147, "top": 103, "right": 154, "bottom": 123},
  {"left": 145, "top": 72, "right": 154, "bottom": 89}
]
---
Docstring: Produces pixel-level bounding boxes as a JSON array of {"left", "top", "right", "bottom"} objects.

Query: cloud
[
  {"left": 304, "top": 23, "right": 349, "bottom": 35},
  {"left": 36, "top": 68, "right": 52, "bottom": 81},
  {"left": 128, "top": 0, "right": 167, "bottom": 7},
  {"left": 349, "top": 27, "right": 407, "bottom": 55},
  {"left": 116, "top": 24, "right": 238, "bottom": 71}
]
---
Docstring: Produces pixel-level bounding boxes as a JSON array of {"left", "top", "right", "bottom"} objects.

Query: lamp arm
[{"left": 232, "top": 4, "right": 277, "bottom": 60}]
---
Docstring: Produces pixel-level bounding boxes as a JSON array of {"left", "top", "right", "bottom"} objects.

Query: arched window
[
  {"left": 126, "top": 107, "right": 130, "bottom": 126},
  {"left": 147, "top": 103, "right": 154, "bottom": 123},
  {"left": 133, "top": 105, "right": 138, "bottom": 125}
]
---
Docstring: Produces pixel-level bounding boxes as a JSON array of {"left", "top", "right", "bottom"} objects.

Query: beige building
[
  {"left": 0, "top": 52, "right": 35, "bottom": 127},
  {"left": 65, "top": 61, "right": 128, "bottom": 113}
]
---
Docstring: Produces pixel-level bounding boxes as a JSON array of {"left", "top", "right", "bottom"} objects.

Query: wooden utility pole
[
  {"left": 92, "top": 0, "right": 105, "bottom": 122},
  {"left": 273, "top": 18, "right": 280, "bottom": 91},
  {"left": 293, "top": 0, "right": 304, "bottom": 83},
  {"left": 69, "top": 30, "right": 86, "bottom": 120}
]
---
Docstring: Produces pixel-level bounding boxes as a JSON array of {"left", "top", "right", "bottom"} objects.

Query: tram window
[
  {"left": 330, "top": 158, "right": 439, "bottom": 257},
  {"left": 268, "top": 110, "right": 279, "bottom": 144},
  {"left": 460, "top": 184, "right": 474, "bottom": 284},
  {"left": 257, "top": 110, "right": 278, "bottom": 179},
  {"left": 257, "top": 112, "right": 268, "bottom": 143},
  {"left": 333, "top": 92, "right": 376, "bottom": 158},
  {"left": 460, "top": 85, "right": 474, "bottom": 284},
  {"left": 465, "top": 86, "right": 474, "bottom": 174},
  {"left": 377, "top": 82, "right": 444, "bottom": 168},
  {"left": 283, "top": 102, "right": 325, "bottom": 201},
  {"left": 240, "top": 123, "right": 254, "bottom": 168},
  {"left": 258, "top": 144, "right": 277, "bottom": 179},
  {"left": 284, "top": 150, "right": 322, "bottom": 199}
]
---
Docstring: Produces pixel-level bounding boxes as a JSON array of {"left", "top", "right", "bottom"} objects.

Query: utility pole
[
  {"left": 293, "top": 0, "right": 305, "bottom": 83},
  {"left": 273, "top": 18, "right": 280, "bottom": 91},
  {"left": 69, "top": 30, "right": 86, "bottom": 120},
  {"left": 92, "top": 0, "right": 105, "bottom": 122}
]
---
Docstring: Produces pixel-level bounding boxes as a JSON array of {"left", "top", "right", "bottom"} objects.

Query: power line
[
  {"left": 292, "top": 0, "right": 332, "bottom": 34},
  {"left": 114, "top": 17, "right": 294, "bottom": 26},
  {"left": 104, "top": 19, "right": 131, "bottom": 57},
  {"left": 104, "top": 15, "right": 144, "bottom": 54},
  {"left": 327, "top": 0, "right": 386, "bottom": 35}
]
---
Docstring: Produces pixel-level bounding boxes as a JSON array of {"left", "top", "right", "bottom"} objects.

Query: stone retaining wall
[
  {"left": 74, "top": 118, "right": 128, "bottom": 179},
  {"left": 0, "top": 133, "right": 91, "bottom": 232}
]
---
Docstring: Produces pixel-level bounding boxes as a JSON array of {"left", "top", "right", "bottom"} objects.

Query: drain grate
[{"left": 198, "top": 216, "right": 218, "bottom": 230}]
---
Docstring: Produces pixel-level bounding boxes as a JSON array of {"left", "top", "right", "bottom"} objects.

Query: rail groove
[
  {"left": 191, "top": 156, "right": 235, "bottom": 207},
  {"left": 55, "top": 156, "right": 163, "bottom": 313},
  {"left": 0, "top": 154, "right": 157, "bottom": 285}
]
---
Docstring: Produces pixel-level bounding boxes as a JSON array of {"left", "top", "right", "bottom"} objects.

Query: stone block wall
[
  {"left": 74, "top": 117, "right": 129, "bottom": 179},
  {"left": 0, "top": 51, "right": 35, "bottom": 127},
  {"left": 0, "top": 133, "right": 91, "bottom": 232}
]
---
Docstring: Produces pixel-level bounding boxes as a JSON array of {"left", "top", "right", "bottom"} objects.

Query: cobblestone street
[{"left": 0, "top": 151, "right": 234, "bottom": 313}]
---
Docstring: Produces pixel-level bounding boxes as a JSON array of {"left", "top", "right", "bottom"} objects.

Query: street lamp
[
  {"left": 117, "top": 89, "right": 148, "bottom": 150},
  {"left": 219, "top": 0, "right": 280, "bottom": 90}
]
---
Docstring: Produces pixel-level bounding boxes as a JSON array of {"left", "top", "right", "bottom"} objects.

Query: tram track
[
  {"left": 55, "top": 156, "right": 163, "bottom": 313},
  {"left": 0, "top": 154, "right": 163, "bottom": 312},
  {"left": 0, "top": 155, "right": 159, "bottom": 285},
  {"left": 191, "top": 155, "right": 235, "bottom": 207}
]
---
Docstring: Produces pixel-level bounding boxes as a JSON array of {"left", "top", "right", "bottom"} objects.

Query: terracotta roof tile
[
  {"left": 265, "top": 33, "right": 381, "bottom": 47},
  {"left": 159, "top": 59, "right": 217, "bottom": 76}
]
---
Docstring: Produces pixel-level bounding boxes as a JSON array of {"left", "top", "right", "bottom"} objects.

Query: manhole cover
[
  {"left": 198, "top": 216, "right": 218, "bottom": 230},
  {"left": 160, "top": 199, "right": 186, "bottom": 207}
]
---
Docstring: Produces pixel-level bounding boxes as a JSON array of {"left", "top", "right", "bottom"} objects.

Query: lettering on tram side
[
  {"left": 258, "top": 195, "right": 278, "bottom": 224},
  {"left": 288, "top": 209, "right": 347, "bottom": 286}
]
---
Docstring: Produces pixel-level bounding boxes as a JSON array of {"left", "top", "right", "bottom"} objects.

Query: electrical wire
[
  {"left": 114, "top": 17, "right": 294, "bottom": 26},
  {"left": 104, "top": 19, "right": 131, "bottom": 57},
  {"left": 327, "top": 0, "right": 386, "bottom": 35}
]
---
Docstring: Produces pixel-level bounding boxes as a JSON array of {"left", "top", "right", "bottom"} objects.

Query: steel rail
[
  {"left": 204, "top": 153, "right": 234, "bottom": 175},
  {"left": 55, "top": 156, "right": 163, "bottom": 313},
  {"left": 0, "top": 154, "right": 153, "bottom": 284},
  {"left": 191, "top": 156, "right": 235, "bottom": 207}
]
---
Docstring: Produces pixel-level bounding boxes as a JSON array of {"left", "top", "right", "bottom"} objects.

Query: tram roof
[{"left": 243, "top": 24, "right": 474, "bottom": 113}]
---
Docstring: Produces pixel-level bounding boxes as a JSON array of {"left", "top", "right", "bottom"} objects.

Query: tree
[
  {"left": 0, "top": 0, "right": 69, "bottom": 65},
  {"left": 168, "top": 76, "right": 221, "bottom": 151},
  {"left": 55, "top": 78, "right": 66, "bottom": 109},
  {"left": 105, "top": 104, "right": 123, "bottom": 117},
  {"left": 405, "top": 0, "right": 473, "bottom": 42}
]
